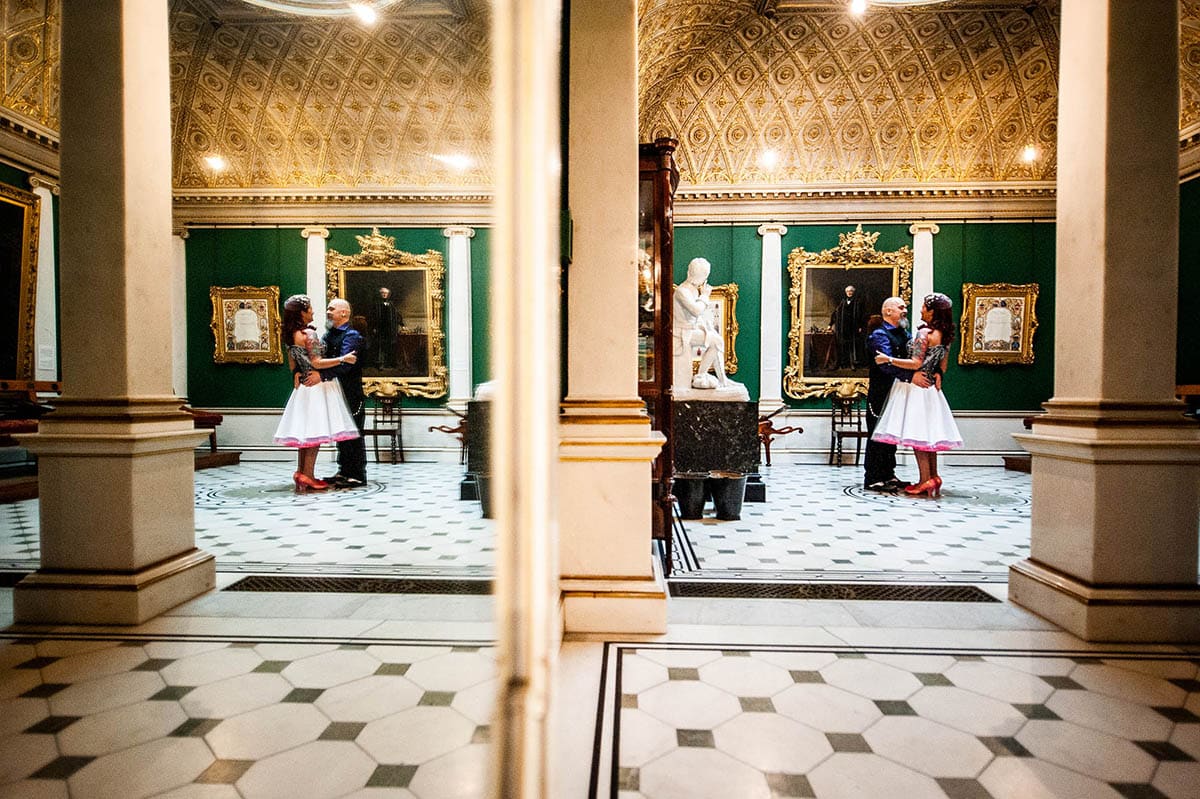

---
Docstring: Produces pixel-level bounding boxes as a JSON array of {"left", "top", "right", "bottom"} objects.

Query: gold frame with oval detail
[
  {"left": 210, "top": 285, "right": 284, "bottom": 364},
  {"left": 958, "top": 282, "right": 1039, "bottom": 365},
  {"left": 326, "top": 228, "right": 447, "bottom": 399},
  {"left": 784, "top": 225, "right": 913, "bottom": 399}
]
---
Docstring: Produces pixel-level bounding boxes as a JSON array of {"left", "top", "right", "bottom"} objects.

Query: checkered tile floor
[
  {"left": 0, "top": 637, "right": 494, "bottom": 798},
  {"left": 1, "top": 463, "right": 1031, "bottom": 583},
  {"left": 676, "top": 465, "right": 1031, "bottom": 583},
  {"left": 600, "top": 643, "right": 1200, "bottom": 799}
]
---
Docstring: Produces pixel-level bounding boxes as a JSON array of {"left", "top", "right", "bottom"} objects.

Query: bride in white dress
[{"left": 870, "top": 292, "right": 963, "bottom": 497}]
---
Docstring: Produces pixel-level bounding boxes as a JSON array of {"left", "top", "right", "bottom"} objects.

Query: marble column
[
  {"left": 443, "top": 225, "right": 475, "bottom": 407},
  {"left": 171, "top": 228, "right": 188, "bottom": 399},
  {"left": 490, "top": 0, "right": 560, "bottom": 795},
  {"left": 301, "top": 226, "right": 330, "bottom": 330},
  {"left": 908, "top": 222, "right": 939, "bottom": 321},
  {"left": 15, "top": 0, "right": 213, "bottom": 624},
  {"left": 1010, "top": 0, "right": 1200, "bottom": 641},
  {"left": 560, "top": 0, "right": 667, "bottom": 633},
  {"left": 29, "top": 176, "right": 59, "bottom": 383},
  {"left": 757, "top": 223, "right": 787, "bottom": 414}
]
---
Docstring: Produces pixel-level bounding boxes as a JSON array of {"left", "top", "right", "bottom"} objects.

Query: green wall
[
  {"left": 185, "top": 226, "right": 491, "bottom": 409},
  {"left": 1180, "top": 179, "right": 1200, "bottom": 386},
  {"left": 185, "top": 228, "right": 307, "bottom": 408},
  {"left": 675, "top": 221, "right": 1056, "bottom": 411}
]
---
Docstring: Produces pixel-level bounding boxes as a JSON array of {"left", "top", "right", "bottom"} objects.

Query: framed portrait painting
[
  {"left": 784, "top": 225, "right": 913, "bottom": 399},
  {"left": 209, "top": 285, "right": 283, "bottom": 364},
  {"left": 326, "top": 228, "right": 447, "bottom": 399},
  {"left": 958, "top": 282, "right": 1039, "bottom": 365}
]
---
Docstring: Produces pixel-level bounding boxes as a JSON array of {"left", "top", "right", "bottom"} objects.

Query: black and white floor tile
[
  {"left": 593, "top": 643, "right": 1200, "bottom": 799},
  {"left": 0, "top": 636, "right": 495, "bottom": 799}
]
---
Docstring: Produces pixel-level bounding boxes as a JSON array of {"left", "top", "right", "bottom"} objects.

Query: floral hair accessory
[{"left": 924, "top": 292, "right": 952, "bottom": 310}]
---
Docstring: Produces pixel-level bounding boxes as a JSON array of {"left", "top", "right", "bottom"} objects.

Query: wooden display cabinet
[{"left": 638, "top": 137, "right": 679, "bottom": 571}]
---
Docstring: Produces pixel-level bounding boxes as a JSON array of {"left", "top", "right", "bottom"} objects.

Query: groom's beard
[
  {"left": 898, "top": 318, "right": 909, "bottom": 330},
  {"left": 325, "top": 319, "right": 335, "bottom": 331}
]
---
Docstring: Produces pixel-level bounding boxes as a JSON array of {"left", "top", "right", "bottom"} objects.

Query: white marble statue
[{"left": 672, "top": 257, "right": 749, "bottom": 401}]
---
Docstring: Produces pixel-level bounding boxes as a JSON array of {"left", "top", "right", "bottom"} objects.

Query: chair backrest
[
  {"left": 372, "top": 395, "right": 402, "bottom": 426},
  {"left": 830, "top": 396, "right": 863, "bottom": 431}
]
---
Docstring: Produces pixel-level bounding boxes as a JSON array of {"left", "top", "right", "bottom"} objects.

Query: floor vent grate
[
  {"left": 223, "top": 575, "right": 493, "bottom": 595},
  {"left": 668, "top": 581, "right": 1000, "bottom": 602}
]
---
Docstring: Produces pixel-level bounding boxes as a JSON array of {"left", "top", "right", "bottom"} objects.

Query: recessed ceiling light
[
  {"left": 204, "top": 154, "right": 228, "bottom": 171},
  {"left": 432, "top": 153, "right": 473, "bottom": 171},
  {"left": 759, "top": 149, "right": 780, "bottom": 170},
  {"left": 1022, "top": 145, "right": 1038, "bottom": 163},
  {"left": 849, "top": 0, "right": 868, "bottom": 15},
  {"left": 349, "top": 3, "right": 377, "bottom": 24}
]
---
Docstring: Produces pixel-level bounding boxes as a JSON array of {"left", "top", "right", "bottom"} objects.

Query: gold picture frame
[
  {"left": 958, "top": 282, "right": 1039, "bottom": 365},
  {"left": 209, "top": 285, "right": 283, "bottom": 364},
  {"left": 326, "top": 228, "right": 447, "bottom": 399},
  {"left": 0, "top": 183, "right": 41, "bottom": 383},
  {"left": 784, "top": 225, "right": 913, "bottom": 399},
  {"left": 675, "top": 281, "right": 740, "bottom": 375}
]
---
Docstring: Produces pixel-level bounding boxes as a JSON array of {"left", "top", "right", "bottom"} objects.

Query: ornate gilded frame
[
  {"left": 783, "top": 225, "right": 913, "bottom": 399},
  {"left": 209, "top": 285, "right": 283, "bottom": 364},
  {"left": 674, "top": 281, "right": 740, "bottom": 375},
  {"left": 958, "top": 282, "right": 1039, "bottom": 365},
  {"left": 0, "top": 184, "right": 41, "bottom": 383},
  {"left": 326, "top": 228, "right": 447, "bottom": 399}
]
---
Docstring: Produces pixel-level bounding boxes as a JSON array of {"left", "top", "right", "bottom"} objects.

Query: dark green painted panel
[
  {"left": 0, "top": 162, "right": 29, "bottom": 189},
  {"left": 185, "top": 228, "right": 307, "bottom": 408},
  {"left": 1180, "top": 179, "right": 1200, "bottom": 386},
  {"left": 469, "top": 227, "right": 492, "bottom": 387}
]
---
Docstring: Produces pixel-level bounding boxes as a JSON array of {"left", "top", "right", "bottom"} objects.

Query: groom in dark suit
[
  {"left": 863, "top": 296, "right": 931, "bottom": 491},
  {"left": 322, "top": 298, "right": 367, "bottom": 488}
]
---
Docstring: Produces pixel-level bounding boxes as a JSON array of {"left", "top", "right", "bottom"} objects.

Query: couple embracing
[{"left": 273, "top": 295, "right": 368, "bottom": 493}]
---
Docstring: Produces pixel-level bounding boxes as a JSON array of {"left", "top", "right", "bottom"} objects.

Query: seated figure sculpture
[{"left": 673, "top": 257, "right": 749, "bottom": 401}]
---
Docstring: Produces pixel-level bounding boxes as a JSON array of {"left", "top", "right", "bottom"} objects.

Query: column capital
[
  {"left": 28, "top": 174, "right": 60, "bottom": 195},
  {"left": 300, "top": 225, "right": 329, "bottom": 239},
  {"left": 757, "top": 223, "right": 788, "bottom": 237},
  {"left": 908, "top": 222, "right": 941, "bottom": 235},
  {"left": 443, "top": 225, "right": 476, "bottom": 239}
]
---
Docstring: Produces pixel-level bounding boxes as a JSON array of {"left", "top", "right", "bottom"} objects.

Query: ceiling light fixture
[
  {"left": 204, "top": 154, "right": 228, "bottom": 171},
  {"left": 849, "top": 0, "right": 868, "bottom": 15},
  {"left": 759, "top": 149, "right": 780, "bottom": 171},
  {"left": 349, "top": 2, "right": 377, "bottom": 24},
  {"left": 1021, "top": 145, "right": 1038, "bottom": 163},
  {"left": 432, "top": 153, "right": 473, "bottom": 171}
]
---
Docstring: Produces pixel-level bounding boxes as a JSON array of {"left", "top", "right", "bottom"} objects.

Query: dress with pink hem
[
  {"left": 870, "top": 335, "right": 963, "bottom": 453},
  {"left": 273, "top": 330, "right": 360, "bottom": 448}
]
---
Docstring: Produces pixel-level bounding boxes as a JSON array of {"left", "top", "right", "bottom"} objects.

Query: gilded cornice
[{"left": 0, "top": 0, "right": 58, "bottom": 132}]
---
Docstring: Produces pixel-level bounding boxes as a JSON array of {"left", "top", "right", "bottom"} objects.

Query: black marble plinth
[
  {"left": 673, "top": 401, "right": 759, "bottom": 475},
  {"left": 466, "top": 400, "right": 491, "bottom": 475}
]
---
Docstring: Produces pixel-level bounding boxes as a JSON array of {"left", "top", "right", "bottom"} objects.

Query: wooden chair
[
  {"left": 363, "top": 395, "right": 404, "bottom": 463},
  {"left": 828, "top": 396, "right": 869, "bottom": 466}
]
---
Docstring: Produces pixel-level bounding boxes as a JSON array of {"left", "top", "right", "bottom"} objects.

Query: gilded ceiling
[{"left": 3, "top": 0, "right": 1200, "bottom": 194}]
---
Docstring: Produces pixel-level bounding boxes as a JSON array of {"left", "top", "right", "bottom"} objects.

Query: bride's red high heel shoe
[
  {"left": 293, "top": 472, "right": 331, "bottom": 493},
  {"left": 905, "top": 478, "right": 941, "bottom": 498}
]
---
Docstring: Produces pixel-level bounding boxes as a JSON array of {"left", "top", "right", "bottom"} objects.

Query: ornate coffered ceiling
[
  {"left": 639, "top": 0, "right": 1061, "bottom": 187},
  {"left": 169, "top": 0, "right": 491, "bottom": 191},
  {"left": 3, "top": 0, "right": 1200, "bottom": 199}
]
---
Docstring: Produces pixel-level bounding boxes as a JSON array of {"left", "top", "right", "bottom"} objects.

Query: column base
[
  {"left": 1009, "top": 559, "right": 1200, "bottom": 642},
  {"left": 561, "top": 556, "right": 668, "bottom": 634},
  {"left": 14, "top": 549, "right": 216, "bottom": 626}
]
